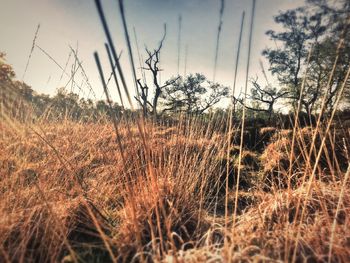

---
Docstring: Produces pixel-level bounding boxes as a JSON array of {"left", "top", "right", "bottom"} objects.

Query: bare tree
[{"left": 135, "top": 24, "right": 179, "bottom": 118}]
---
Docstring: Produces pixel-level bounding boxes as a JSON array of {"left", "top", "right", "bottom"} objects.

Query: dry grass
[
  {"left": 1, "top": 1, "right": 349, "bottom": 260},
  {"left": 0, "top": 119, "right": 222, "bottom": 262},
  {"left": 0, "top": 114, "right": 349, "bottom": 262},
  {"left": 172, "top": 181, "right": 350, "bottom": 262},
  {"left": 260, "top": 126, "right": 349, "bottom": 189}
]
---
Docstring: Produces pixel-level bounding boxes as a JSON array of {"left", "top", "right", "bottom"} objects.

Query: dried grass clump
[
  {"left": 1, "top": 203, "right": 66, "bottom": 262},
  {"left": 173, "top": 181, "right": 350, "bottom": 262},
  {"left": 116, "top": 178, "right": 210, "bottom": 261},
  {"left": 231, "top": 182, "right": 350, "bottom": 262},
  {"left": 259, "top": 126, "right": 277, "bottom": 135},
  {"left": 298, "top": 127, "right": 350, "bottom": 173},
  {"left": 260, "top": 137, "right": 291, "bottom": 188},
  {"left": 0, "top": 122, "right": 121, "bottom": 262},
  {"left": 152, "top": 126, "right": 178, "bottom": 139},
  {"left": 217, "top": 147, "right": 261, "bottom": 192},
  {"left": 260, "top": 126, "right": 349, "bottom": 188},
  {"left": 1, "top": 196, "right": 111, "bottom": 263},
  {"left": 259, "top": 126, "right": 277, "bottom": 146}
]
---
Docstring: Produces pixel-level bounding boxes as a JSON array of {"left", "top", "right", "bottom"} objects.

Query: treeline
[
  {"left": 0, "top": 57, "right": 123, "bottom": 122},
  {"left": 1, "top": 0, "right": 350, "bottom": 125},
  {"left": 1, "top": 51, "right": 349, "bottom": 129},
  {"left": 1, "top": 52, "right": 230, "bottom": 123},
  {"left": 1, "top": 84, "right": 127, "bottom": 123}
]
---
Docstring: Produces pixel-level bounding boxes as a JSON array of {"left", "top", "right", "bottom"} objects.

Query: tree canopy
[{"left": 161, "top": 73, "right": 228, "bottom": 115}]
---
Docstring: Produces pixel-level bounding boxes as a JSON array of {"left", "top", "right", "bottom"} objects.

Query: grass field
[
  {"left": 1, "top": 114, "right": 349, "bottom": 262},
  {"left": 1, "top": 0, "right": 350, "bottom": 262}
]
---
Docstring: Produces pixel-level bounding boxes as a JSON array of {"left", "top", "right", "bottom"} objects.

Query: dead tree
[{"left": 135, "top": 24, "right": 179, "bottom": 119}]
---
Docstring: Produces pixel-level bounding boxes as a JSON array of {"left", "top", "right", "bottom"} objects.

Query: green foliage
[
  {"left": 263, "top": 7, "right": 327, "bottom": 109},
  {"left": 0, "top": 52, "right": 15, "bottom": 82},
  {"left": 263, "top": 0, "right": 350, "bottom": 114},
  {"left": 161, "top": 73, "right": 229, "bottom": 115}
]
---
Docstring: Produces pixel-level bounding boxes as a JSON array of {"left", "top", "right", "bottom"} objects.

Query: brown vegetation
[{"left": 0, "top": 116, "right": 349, "bottom": 262}]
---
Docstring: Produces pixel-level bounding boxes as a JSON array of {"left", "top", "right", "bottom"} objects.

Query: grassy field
[
  {"left": 1, "top": 113, "right": 349, "bottom": 262},
  {"left": 1, "top": 0, "right": 350, "bottom": 261}
]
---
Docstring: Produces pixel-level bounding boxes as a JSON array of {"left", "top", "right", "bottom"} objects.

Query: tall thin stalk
[
  {"left": 117, "top": 0, "right": 140, "bottom": 100},
  {"left": 232, "top": 0, "right": 256, "bottom": 231},
  {"left": 225, "top": 10, "right": 245, "bottom": 240},
  {"left": 184, "top": 44, "right": 188, "bottom": 76},
  {"left": 105, "top": 43, "right": 125, "bottom": 108},
  {"left": 177, "top": 15, "right": 182, "bottom": 76},
  {"left": 213, "top": 0, "right": 225, "bottom": 82},
  {"left": 22, "top": 23, "right": 40, "bottom": 82}
]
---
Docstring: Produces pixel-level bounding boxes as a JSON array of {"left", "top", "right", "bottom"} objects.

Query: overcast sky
[{"left": 0, "top": 0, "right": 306, "bottom": 108}]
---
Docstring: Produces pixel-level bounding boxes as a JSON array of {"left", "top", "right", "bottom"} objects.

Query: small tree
[
  {"left": 161, "top": 73, "right": 228, "bottom": 115},
  {"left": 236, "top": 77, "right": 288, "bottom": 121}
]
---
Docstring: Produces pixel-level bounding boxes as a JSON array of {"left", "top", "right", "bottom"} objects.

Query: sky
[{"left": 0, "top": 0, "right": 306, "bottom": 109}]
